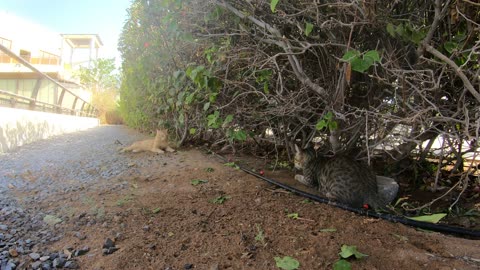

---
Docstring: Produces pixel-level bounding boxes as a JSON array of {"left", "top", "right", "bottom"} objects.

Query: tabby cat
[
  {"left": 121, "top": 129, "right": 175, "bottom": 154},
  {"left": 294, "top": 145, "right": 384, "bottom": 208}
]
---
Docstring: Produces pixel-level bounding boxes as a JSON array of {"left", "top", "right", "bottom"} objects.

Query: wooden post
[{"left": 29, "top": 78, "right": 42, "bottom": 110}]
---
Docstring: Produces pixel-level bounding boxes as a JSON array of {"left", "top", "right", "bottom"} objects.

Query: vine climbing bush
[{"left": 119, "top": 0, "right": 480, "bottom": 202}]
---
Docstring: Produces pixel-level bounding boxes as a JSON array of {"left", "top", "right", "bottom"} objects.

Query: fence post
[
  {"left": 72, "top": 97, "right": 78, "bottom": 115},
  {"left": 29, "top": 78, "right": 42, "bottom": 110},
  {"left": 57, "top": 88, "right": 66, "bottom": 113}
]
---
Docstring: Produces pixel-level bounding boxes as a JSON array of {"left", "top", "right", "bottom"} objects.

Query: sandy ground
[{"left": 1, "top": 126, "right": 479, "bottom": 270}]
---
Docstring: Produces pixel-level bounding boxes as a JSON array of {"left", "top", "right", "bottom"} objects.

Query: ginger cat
[{"left": 121, "top": 129, "right": 175, "bottom": 154}]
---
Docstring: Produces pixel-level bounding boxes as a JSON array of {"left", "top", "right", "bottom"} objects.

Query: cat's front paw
[
  {"left": 294, "top": 174, "right": 304, "bottom": 182},
  {"left": 295, "top": 174, "right": 315, "bottom": 187}
]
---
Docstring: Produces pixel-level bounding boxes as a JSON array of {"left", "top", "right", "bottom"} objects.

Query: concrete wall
[{"left": 0, "top": 107, "right": 99, "bottom": 153}]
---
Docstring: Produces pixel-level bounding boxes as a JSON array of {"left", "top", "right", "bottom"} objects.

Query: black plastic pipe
[{"left": 209, "top": 151, "right": 480, "bottom": 239}]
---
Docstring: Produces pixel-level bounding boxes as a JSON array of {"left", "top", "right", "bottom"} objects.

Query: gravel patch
[{"left": 0, "top": 125, "right": 160, "bottom": 269}]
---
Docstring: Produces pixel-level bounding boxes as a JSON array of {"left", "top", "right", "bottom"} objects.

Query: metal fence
[{"left": 0, "top": 44, "right": 97, "bottom": 117}]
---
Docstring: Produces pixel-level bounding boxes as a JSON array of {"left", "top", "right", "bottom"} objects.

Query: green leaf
[
  {"left": 316, "top": 120, "right": 327, "bottom": 130},
  {"left": 255, "top": 225, "right": 265, "bottom": 242},
  {"left": 173, "top": 70, "right": 183, "bottom": 79},
  {"left": 224, "top": 162, "right": 239, "bottom": 169},
  {"left": 207, "top": 111, "right": 220, "bottom": 128},
  {"left": 364, "top": 50, "right": 380, "bottom": 62},
  {"left": 203, "top": 102, "right": 211, "bottom": 111},
  {"left": 386, "top": 23, "right": 396, "bottom": 37},
  {"left": 395, "top": 24, "right": 405, "bottom": 37},
  {"left": 209, "top": 92, "right": 218, "bottom": 103},
  {"left": 274, "top": 256, "right": 300, "bottom": 270},
  {"left": 263, "top": 82, "right": 270, "bottom": 94},
  {"left": 270, "top": 0, "right": 280, "bottom": 13},
  {"left": 333, "top": 259, "right": 351, "bottom": 270},
  {"left": 305, "top": 22, "right": 314, "bottom": 36},
  {"left": 328, "top": 121, "right": 338, "bottom": 131},
  {"left": 287, "top": 213, "right": 299, "bottom": 219},
  {"left": 444, "top": 41, "right": 457, "bottom": 54},
  {"left": 185, "top": 93, "right": 195, "bottom": 105},
  {"left": 411, "top": 30, "right": 426, "bottom": 44},
  {"left": 301, "top": 199, "right": 312, "bottom": 204},
  {"left": 189, "top": 128, "right": 197, "bottom": 135},
  {"left": 152, "top": 208, "right": 161, "bottom": 214},
  {"left": 223, "top": 114, "right": 234, "bottom": 126},
  {"left": 350, "top": 58, "right": 370, "bottom": 73},
  {"left": 191, "top": 179, "right": 208, "bottom": 186},
  {"left": 339, "top": 245, "right": 368, "bottom": 259},
  {"left": 210, "top": 195, "right": 230, "bottom": 204},
  {"left": 407, "top": 213, "right": 447, "bottom": 224},
  {"left": 188, "top": 65, "right": 205, "bottom": 82},
  {"left": 342, "top": 50, "right": 360, "bottom": 62},
  {"left": 231, "top": 129, "right": 247, "bottom": 141}
]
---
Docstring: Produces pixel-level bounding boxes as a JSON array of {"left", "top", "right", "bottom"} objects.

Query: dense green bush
[{"left": 119, "top": 0, "right": 479, "bottom": 190}]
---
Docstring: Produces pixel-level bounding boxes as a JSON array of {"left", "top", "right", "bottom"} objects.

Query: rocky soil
[{"left": 0, "top": 125, "right": 479, "bottom": 270}]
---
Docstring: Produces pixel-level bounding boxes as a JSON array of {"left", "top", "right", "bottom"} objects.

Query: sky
[{"left": 0, "top": 0, "right": 132, "bottom": 66}]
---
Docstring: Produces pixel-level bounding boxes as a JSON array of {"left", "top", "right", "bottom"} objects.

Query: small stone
[
  {"left": 4, "top": 261, "right": 16, "bottom": 270},
  {"left": 49, "top": 252, "right": 59, "bottom": 260},
  {"left": 0, "top": 224, "right": 8, "bottom": 231},
  {"left": 8, "top": 248, "right": 18, "bottom": 257},
  {"left": 64, "top": 260, "right": 79, "bottom": 269},
  {"left": 184, "top": 263, "right": 194, "bottom": 269},
  {"left": 53, "top": 257, "right": 66, "bottom": 268},
  {"left": 73, "top": 232, "right": 86, "bottom": 240},
  {"left": 29, "top": 252, "right": 41, "bottom": 260},
  {"left": 114, "top": 232, "right": 123, "bottom": 241},
  {"left": 42, "top": 262, "right": 52, "bottom": 270},
  {"left": 40, "top": 255, "right": 50, "bottom": 261},
  {"left": 143, "top": 225, "right": 150, "bottom": 231},
  {"left": 16, "top": 246, "right": 24, "bottom": 254},
  {"left": 103, "top": 238, "right": 115, "bottom": 249},
  {"left": 74, "top": 246, "right": 90, "bottom": 257},
  {"left": 31, "top": 261, "right": 42, "bottom": 269}
]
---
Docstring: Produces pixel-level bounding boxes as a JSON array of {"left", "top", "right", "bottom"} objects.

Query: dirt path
[{"left": 1, "top": 126, "right": 479, "bottom": 269}]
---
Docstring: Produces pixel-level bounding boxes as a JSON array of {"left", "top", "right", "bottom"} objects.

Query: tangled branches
[{"left": 119, "top": 0, "right": 480, "bottom": 198}]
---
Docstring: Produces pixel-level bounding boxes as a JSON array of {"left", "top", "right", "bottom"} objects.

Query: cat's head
[
  {"left": 155, "top": 129, "right": 168, "bottom": 140},
  {"left": 294, "top": 144, "right": 316, "bottom": 170}
]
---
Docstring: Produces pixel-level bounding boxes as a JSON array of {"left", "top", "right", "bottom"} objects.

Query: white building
[{"left": 0, "top": 11, "right": 102, "bottom": 112}]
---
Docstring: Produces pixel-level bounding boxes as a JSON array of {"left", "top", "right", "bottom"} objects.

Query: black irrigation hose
[{"left": 209, "top": 150, "right": 480, "bottom": 239}]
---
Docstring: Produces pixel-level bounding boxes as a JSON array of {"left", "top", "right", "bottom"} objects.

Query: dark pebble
[
  {"left": 184, "top": 263, "right": 194, "bottom": 269},
  {"left": 4, "top": 261, "right": 16, "bottom": 270},
  {"left": 42, "top": 262, "right": 52, "bottom": 270},
  {"left": 74, "top": 246, "right": 90, "bottom": 257},
  {"left": 29, "top": 252, "right": 41, "bottom": 260},
  {"left": 31, "top": 261, "right": 42, "bottom": 269},
  {"left": 102, "top": 247, "right": 119, "bottom": 255},
  {"left": 52, "top": 257, "right": 66, "bottom": 268},
  {"left": 64, "top": 260, "right": 79, "bottom": 269},
  {"left": 103, "top": 238, "right": 115, "bottom": 249},
  {"left": 73, "top": 232, "right": 86, "bottom": 240}
]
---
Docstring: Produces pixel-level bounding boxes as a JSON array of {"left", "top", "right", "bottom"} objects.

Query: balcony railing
[{"left": 0, "top": 44, "right": 97, "bottom": 117}]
